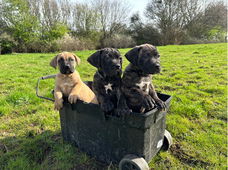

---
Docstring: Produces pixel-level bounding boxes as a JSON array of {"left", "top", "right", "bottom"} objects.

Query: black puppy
[
  {"left": 122, "top": 44, "right": 166, "bottom": 113},
  {"left": 87, "top": 48, "right": 129, "bottom": 116}
]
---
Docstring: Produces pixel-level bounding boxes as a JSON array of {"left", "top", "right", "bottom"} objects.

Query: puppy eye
[
  {"left": 69, "top": 58, "right": 74, "bottom": 61},
  {"left": 154, "top": 52, "right": 160, "bottom": 58},
  {"left": 58, "top": 58, "right": 64, "bottom": 62},
  {"left": 156, "top": 53, "right": 160, "bottom": 58}
]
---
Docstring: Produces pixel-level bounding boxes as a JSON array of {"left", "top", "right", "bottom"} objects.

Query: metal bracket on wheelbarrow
[{"left": 36, "top": 74, "right": 56, "bottom": 102}]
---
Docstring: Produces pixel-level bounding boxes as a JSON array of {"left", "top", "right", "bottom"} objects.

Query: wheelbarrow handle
[
  {"left": 36, "top": 74, "right": 56, "bottom": 102},
  {"left": 41, "top": 74, "right": 57, "bottom": 80}
]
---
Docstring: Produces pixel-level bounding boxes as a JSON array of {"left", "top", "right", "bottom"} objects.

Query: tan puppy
[{"left": 50, "top": 52, "right": 98, "bottom": 110}]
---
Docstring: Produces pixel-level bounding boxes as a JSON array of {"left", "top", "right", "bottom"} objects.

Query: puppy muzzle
[
  {"left": 115, "top": 64, "right": 121, "bottom": 70},
  {"left": 107, "top": 64, "right": 122, "bottom": 75},
  {"left": 115, "top": 66, "right": 122, "bottom": 75},
  {"left": 142, "top": 64, "right": 161, "bottom": 74},
  {"left": 151, "top": 64, "right": 161, "bottom": 74},
  {"left": 155, "top": 64, "right": 161, "bottom": 72},
  {"left": 60, "top": 65, "right": 75, "bottom": 74}
]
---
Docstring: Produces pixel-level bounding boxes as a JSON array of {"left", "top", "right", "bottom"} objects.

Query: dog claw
[
  {"left": 143, "top": 95, "right": 155, "bottom": 110},
  {"left": 68, "top": 94, "right": 78, "bottom": 104},
  {"left": 156, "top": 100, "right": 167, "bottom": 111},
  {"left": 54, "top": 99, "right": 63, "bottom": 111}
]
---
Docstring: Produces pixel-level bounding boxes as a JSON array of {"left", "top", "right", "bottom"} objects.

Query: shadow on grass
[
  {"left": 0, "top": 130, "right": 117, "bottom": 170},
  {"left": 170, "top": 143, "right": 211, "bottom": 168}
]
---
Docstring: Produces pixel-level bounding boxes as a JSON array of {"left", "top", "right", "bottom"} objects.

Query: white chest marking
[
  {"left": 136, "top": 81, "right": 150, "bottom": 93},
  {"left": 63, "top": 82, "right": 74, "bottom": 87},
  {"left": 104, "top": 83, "right": 113, "bottom": 93}
]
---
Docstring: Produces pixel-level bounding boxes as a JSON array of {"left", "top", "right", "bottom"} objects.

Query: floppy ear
[
  {"left": 73, "top": 54, "right": 81, "bottom": 65},
  {"left": 125, "top": 46, "right": 141, "bottom": 66},
  {"left": 87, "top": 50, "right": 102, "bottom": 68},
  {"left": 50, "top": 55, "right": 59, "bottom": 69}
]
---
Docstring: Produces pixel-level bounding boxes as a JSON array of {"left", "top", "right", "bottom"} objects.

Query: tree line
[{"left": 0, "top": 0, "right": 227, "bottom": 54}]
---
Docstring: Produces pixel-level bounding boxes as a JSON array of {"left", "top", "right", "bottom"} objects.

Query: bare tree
[
  {"left": 203, "top": 1, "right": 227, "bottom": 30},
  {"left": 41, "top": 0, "right": 61, "bottom": 28},
  {"left": 129, "top": 13, "right": 161, "bottom": 45},
  {"left": 59, "top": 0, "right": 71, "bottom": 24},
  {"left": 145, "top": 0, "right": 201, "bottom": 44},
  {"left": 71, "top": 3, "right": 99, "bottom": 34},
  {"left": 186, "top": 1, "right": 227, "bottom": 42},
  {"left": 27, "top": 0, "right": 41, "bottom": 20},
  {"left": 92, "top": 0, "right": 130, "bottom": 47},
  {"left": 27, "top": 0, "right": 71, "bottom": 29}
]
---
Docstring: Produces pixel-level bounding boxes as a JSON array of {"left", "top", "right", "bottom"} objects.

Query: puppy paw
[
  {"left": 116, "top": 106, "right": 132, "bottom": 117},
  {"left": 143, "top": 95, "right": 155, "bottom": 110},
  {"left": 68, "top": 94, "right": 78, "bottom": 104},
  {"left": 155, "top": 99, "right": 167, "bottom": 111},
  {"left": 101, "top": 101, "right": 114, "bottom": 112},
  {"left": 54, "top": 99, "right": 63, "bottom": 110}
]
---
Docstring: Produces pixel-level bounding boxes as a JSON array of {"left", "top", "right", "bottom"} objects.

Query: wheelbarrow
[{"left": 36, "top": 75, "right": 173, "bottom": 170}]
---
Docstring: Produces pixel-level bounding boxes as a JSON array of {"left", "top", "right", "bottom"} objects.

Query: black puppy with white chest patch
[
  {"left": 122, "top": 44, "right": 166, "bottom": 113},
  {"left": 87, "top": 48, "right": 129, "bottom": 116}
]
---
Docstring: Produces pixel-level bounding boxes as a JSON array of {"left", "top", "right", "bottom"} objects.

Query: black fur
[
  {"left": 122, "top": 44, "right": 166, "bottom": 113},
  {"left": 87, "top": 48, "right": 129, "bottom": 116}
]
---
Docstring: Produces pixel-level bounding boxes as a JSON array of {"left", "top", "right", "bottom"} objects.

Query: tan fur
[{"left": 50, "top": 52, "right": 98, "bottom": 110}]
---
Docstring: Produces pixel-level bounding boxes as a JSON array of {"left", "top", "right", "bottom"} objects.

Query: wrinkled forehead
[
  {"left": 102, "top": 48, "right": 121, "bottom": 58},
  {"left": 58, "top": 52, "right": 74, "bottom": 59},
  {"left": 141, "top": 44, "right": 157, "bottom": 52},
  {"left": 139, "top": 45, "right": 159, "bottom": 58}
]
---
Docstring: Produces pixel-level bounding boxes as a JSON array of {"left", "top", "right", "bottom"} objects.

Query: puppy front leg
[
  {"left": 116, "top": 89, "right": 131, "bottom": 116},
  {"left": 98, "top": 95, "right": 114, "bottom": 112},
  {"left": 54, "top": 86, "right": 63, "bottom": 110},
  {"left": 149, "top": 84, "right": 166, "bottom": 110},
  {"left": 124, "top": 87, "right": 155, "bottom": 111},
  {"left": 68, "top": 82, "right": 82, "bottom": 104}
]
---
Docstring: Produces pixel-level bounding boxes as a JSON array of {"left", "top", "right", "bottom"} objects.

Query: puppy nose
[
  {"left": 116, "top": 64, "right": 121, "bottom": 69},
  {"left": 65, "top": 65, "right": 70, "bottom": 69},
  {"left": 155, "top": 64, "right": 160, "bottom": 69}
]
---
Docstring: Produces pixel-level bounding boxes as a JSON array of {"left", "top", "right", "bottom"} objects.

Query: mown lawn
[{"left": 0, "top": 43, "right": 227, "bottom": 169}]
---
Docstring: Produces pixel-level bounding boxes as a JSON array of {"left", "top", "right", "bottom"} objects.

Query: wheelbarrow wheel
[
  {"left": 161, "top": 129, "right": 173, "bottom": 151},
  {"left": 119, "top": 154, "right": 149, "bottom": 170}
]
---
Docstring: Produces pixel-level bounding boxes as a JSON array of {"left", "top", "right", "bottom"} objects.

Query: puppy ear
[
  {"left": 73, "top": 54, "right": 81, "bottom": 65},
  {"left": 50, "top": 55, "right": 58, "bottom": 69},
  {"left": 87, "top": 50, "right": 101, "bottom": 68},
  {"left": 125, "top": 46, "right": 141, "bottom": 66}
]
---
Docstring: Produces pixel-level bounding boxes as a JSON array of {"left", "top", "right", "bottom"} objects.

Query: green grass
[{"left": 0, "top": 43, "right": 227, "bottom": 169}]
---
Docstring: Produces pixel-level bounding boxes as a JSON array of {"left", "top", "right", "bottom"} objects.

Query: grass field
[{"left": 0, "top": 43, "right": 227, "bottom": 169}]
